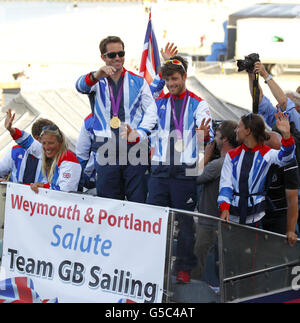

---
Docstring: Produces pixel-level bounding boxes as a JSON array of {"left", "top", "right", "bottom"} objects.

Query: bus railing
[{"left": 1, "top": 182, "right": 300, "bottom": 303}]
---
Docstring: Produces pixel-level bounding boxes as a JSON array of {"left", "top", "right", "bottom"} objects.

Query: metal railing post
[{"left": 163, "top": 208, "right": 175, "bottom": 303}]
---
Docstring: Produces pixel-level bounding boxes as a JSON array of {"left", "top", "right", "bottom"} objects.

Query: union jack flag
[
  {"left": 118, "top": 298, "right": 136, "bottom": 303},
  {"left": 0, "top": 277, "right": 58, "bottom": 303},
  {"left": 139, "top": 11, "right": 161, "bottom": 85}
]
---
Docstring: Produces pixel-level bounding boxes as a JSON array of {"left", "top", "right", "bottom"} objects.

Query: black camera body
[
  {"left": 237, "top": 53, "right": 260, "bottom": 73},
  {"left": 210, "top": 120, "right": 222, "bottom": 160}
]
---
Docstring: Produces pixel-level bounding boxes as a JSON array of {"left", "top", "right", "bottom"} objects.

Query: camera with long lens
[{"left": 237, "top": 53, "right": 260, "bottom": 73}]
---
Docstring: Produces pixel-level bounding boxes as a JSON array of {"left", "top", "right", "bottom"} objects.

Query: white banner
[{"left": 1, "top": 183, "right": 168, "bottom": 303}]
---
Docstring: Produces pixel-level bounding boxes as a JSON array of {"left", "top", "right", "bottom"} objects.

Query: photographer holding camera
[
  {"left": 244, "top": 57, "right": 300, "bottom": 131},
  {"left": 241, "top": 56, "right": 300, "bottom": 244},
  {"left": 237, "top": 53, "right": 261, "bottom": 113}
]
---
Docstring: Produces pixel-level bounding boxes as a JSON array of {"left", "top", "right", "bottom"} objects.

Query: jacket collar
[
  {"left": 241, "top": 143, "right": 264, "bottom": 153},
  {"left": 171, "top": 89, "right": 188, "bottom": 100}
]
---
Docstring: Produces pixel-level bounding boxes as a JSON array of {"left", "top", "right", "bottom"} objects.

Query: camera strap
[{"left": 252, "top": 73, "right": 260, "bottom": 113}]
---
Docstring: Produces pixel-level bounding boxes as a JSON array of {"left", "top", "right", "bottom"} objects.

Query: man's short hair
[
  {"left": 286, "top": 91, "right": 300, "bottom": 108},
  {"left": 99, "top": 36, "right": 125, "bottom": 55},
  {"left": 160, "top": 55, "right": 188, "bottom": 78},
  {"left": 31, "top": 118, "right": 55, "bottom": 138},
  {"left": 216, "top": 120, "right": 239, "bottom": 148},
  {"left": 265, "top": 131, "right": 282, "bottom": 150}
]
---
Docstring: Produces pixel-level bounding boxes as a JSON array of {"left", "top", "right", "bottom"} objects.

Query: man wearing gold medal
[
  {"left": 76, "top": 36, "right": 157, "bottom": 202},
  {"left": 146, "top": 56, "right": 214, "bottom": 284}
]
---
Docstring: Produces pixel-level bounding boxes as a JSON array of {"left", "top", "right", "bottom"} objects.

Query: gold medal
[
  {"left": 175, "top": 139, "right": 185, "bottom": 152},
  {"left": 110, "top": 116, "right": 121, "bottom": 129}
]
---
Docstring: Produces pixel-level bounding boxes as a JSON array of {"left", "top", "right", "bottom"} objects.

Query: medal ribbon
[
  {"left": 108, "top": 78, "right": 124, "bottom": 117},
  {"left": 170, "top": 90, "right": 189, "bottom": 139}
]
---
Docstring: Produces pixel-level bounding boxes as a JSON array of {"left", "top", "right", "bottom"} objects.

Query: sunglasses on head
[
  {"left": 42, "top": 125, "right": 59, "bottom": 131},
  {"left": 244, "top": 112, "right": 253, "bottom": 121},
  {"left": 165, "top": 59, "right": 186, "bottom": 72},
  {"left": 41, "top": 125, "right": 63, "bottom": 140},
  {"left": 103, "top": 51, "right": 125, "bottom": 59},
  {"left": 242, "top": 113, "right": 254, "bottom": 129}
]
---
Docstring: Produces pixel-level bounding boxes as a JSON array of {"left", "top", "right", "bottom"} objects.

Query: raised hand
[
  {"left": 161, "top": 42, "right": 178, "bottom": 61},
  {"left": 195, "top": 117, "right": 211, "bottom": 142},
  {"left": 252, "top": 61, "right": 268, "bottom": 79},
  {"left": 275, "top": 112, "right": 290, "bottom": 139},
  {"left": 4, "top": 109, "right": 16, "bottom": 135}
]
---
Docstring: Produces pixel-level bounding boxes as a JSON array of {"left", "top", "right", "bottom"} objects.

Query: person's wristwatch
[{"left": 264, "top": 74, "right": 273, "bottom": 84}]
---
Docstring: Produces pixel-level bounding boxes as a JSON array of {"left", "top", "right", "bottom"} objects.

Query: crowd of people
[{"left": 1, "top": 35, "right": 299, "bottom": 286}]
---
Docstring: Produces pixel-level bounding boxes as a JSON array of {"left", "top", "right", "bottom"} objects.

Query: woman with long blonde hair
[
  {"left": 5, "top": 110, "right": 81, "bottom": 193},
  {"left": 41, "top": 126, "right": 67, "bottom": 181}
]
